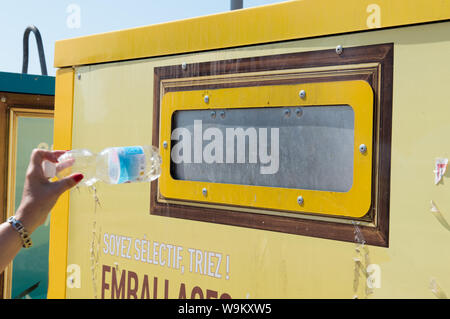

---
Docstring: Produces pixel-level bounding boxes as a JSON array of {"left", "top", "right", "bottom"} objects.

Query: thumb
[{"left": 51, "top": 173, "right": 84, "bottom": 196}]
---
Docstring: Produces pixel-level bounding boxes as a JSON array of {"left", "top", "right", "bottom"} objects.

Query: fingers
[
  {"left": 28, "top": 149, "right": 67, "bottom": 180},
  {"left": 55, "top": 157, "right": 75, "bottom": 173},
  {"left": 30, "top": 149, "right": 67, "bottom": 166},
  {"left": 42, "top": 160, "right": 57, "bottom": 179},
  {"left": 51, "top": 173, "right": 84, "bottom": 196}
]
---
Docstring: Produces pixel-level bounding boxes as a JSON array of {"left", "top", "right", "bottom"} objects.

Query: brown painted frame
[
  {"left": 151, "top": 43, "right": 393, "bottom": 247},
  {"left": 0, "top": 92, "right": 54, "bottom": 299}
]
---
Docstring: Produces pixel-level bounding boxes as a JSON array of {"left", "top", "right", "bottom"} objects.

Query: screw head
[
  {"left": 181, "top": 62, "right": 187, "bottom": 70},
  {"left": 204, "top": 95, "right": 210, "bottom": 104},
  {"left": 0, "top": 96, "right": 6, "bottom": 103},
  {"left": 77, "top": 73, "right": 81, "bottom": 80},
  {"left": 284, "top": 109, "right": 291, "bottom": 117},
  {"left": 220, "top": 111, "right": 226, "bottom": 119},
  {"left": 211, "top": 111, "right": 216, "bottom": 119},
  {"left": 202, "top": 188, "right": 208, "bottom": 197},
  {"left": 295, "top": 108, "right": 303, "bottom": 117},
  {"left": 297, "top": 196, "right": 304, "bottom": 205},
  {"left": 163, "top": 141, "right": 168, "bottom": 149},
  {"left": 336, "top": 45, "right": 343, "bottom": 55},
  {"left": 359, "top": 144, "right": 367, "bottom": 154},
  {"left": 299, "top": 90, "right": 306, "bottom": 99}
]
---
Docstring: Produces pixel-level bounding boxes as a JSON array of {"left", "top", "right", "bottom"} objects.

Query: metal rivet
[
  {"left": 284, "top": 109, "right": 291, "bottom": 117},
  {"left": 299, "top": 90, "right": 306, "bottom": 99},
  {"left": 0, "top": 97, "right": 6, "bottom": 103},
  {"left": 220, "top": 111, "right": 226, "bottom": 119},
  {"left": 297, "top": 196, "right": 304, "bottom": 205},
  {"left": 336, "top": 45, "right": 343, "bottom": 55},
  {"left": 211, "top": 111, "right": 216, "bottom": 119},
  {"left": 295, "top": 108, "right": 303, "bottom": 117},
  {"left": 77, "top": 73, "right": 81, "bottom": 80},
  {"left": 204, "top": 95, "right": 209, "bottom": 104},
  {"left": 359, "top": 144, "right": 367, "bottom": 154},
  {"left": 202, "top": 188, "right": 208, "bottom": 197},
  {"left": 163, "top": 141, "right": 168, "bottom": 149},
  {"left": 181, "top": 62, "right": 187, "bottom": 70}
]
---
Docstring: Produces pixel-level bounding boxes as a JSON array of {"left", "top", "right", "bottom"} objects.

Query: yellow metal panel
[
  {"left": 159, "top": 81, "right": 374, "bottom": 218},
  {"left": 47, "top": 68, "right": 74, "bottom": 299},
  {"left": 58, "top": 22, "right": 450, "bottom": 299},
  {"left": 65, "top": 62, "right": 156, "bottom": 299},
  {"left": 54, "top": 0, "right": 450, "bottom": 68}
]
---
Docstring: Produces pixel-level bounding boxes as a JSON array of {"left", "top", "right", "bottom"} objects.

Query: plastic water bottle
[{"left": 51, "top": 145, "right": 162, "bottom": 186}]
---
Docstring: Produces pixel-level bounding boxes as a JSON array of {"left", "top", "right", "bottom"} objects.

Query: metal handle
[{"left": 22, "top": 25, "right": 48, "bottom": 76}]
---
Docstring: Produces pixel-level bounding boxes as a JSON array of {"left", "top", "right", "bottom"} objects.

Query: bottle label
[{"left": 117, "top": 146, "right": 146, "bottom": 184}]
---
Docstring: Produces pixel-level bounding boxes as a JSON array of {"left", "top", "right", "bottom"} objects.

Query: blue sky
[{"left": 0, "top": 0, "right": 287, "bottom": 76}]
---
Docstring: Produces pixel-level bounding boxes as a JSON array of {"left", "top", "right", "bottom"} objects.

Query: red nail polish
[{"left": 73, "top": 174, "right": 84, "bottom": 182}]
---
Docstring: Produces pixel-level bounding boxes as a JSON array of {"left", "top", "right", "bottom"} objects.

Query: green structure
[{"left": 0, "top": 71, "right": 55, "bottom": 299}]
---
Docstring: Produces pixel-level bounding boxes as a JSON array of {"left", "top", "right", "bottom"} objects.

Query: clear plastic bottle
[{"left": 54, "top": 145, "right": 162, "bottom": 186}]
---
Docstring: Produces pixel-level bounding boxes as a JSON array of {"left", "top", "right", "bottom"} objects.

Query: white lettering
[
  {"left": 258, "top": 128, "right": 279, "bottom": 174},
  {"left": 366, "top": 4, "right": 381, "bottom": 28},
  {"left": 66, "top": 4, "right": 81, "bottom": 29},
  {"left": 171, "top": 127, "right": 192, "bottom": 164},
  {"left": 203, "top": 127, "right": 224, "bottom": 163},
  {"left": 170, "top": 120, "right": 280, "bottom": 175}
]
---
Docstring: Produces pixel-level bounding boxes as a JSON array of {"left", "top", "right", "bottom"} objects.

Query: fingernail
[{"left": 73, "top": 174, "right": 84, "bottom": 183}]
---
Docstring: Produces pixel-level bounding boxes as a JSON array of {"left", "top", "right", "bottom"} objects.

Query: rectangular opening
[
  {"left": 159, "top": 80, "right": 373, "bottom": 219},
  {"left": 170, "top": 105, "right": 354, "bottom": 192}
]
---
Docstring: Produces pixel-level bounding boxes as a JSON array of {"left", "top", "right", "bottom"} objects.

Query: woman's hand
[
  {"left": 0, "top": 149, "right": 83, "bottom": 273},
  {"left": 15, "top": 149, "right": 83, "bottom": 233}
]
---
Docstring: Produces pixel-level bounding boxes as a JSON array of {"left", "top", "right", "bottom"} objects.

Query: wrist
[
  {"left": 7, "top": 216, "right": 33, "bottom": 248},
  {"left": 14, "top": 205, "right": 40, "bottom": 234}
]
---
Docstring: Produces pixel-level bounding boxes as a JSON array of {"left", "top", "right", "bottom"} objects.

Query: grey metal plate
[{"left": 170, "top": 105, "right": 354, "bottom": 192}]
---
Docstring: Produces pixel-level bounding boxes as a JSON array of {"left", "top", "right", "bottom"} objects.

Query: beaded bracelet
[{"left": 7, "top": 216, "right": 33, "bottom": 248}]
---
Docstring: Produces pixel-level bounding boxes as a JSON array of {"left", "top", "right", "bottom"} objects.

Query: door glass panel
[{"left": 9, "top": 110, "right": 53, "bottom": 299}]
